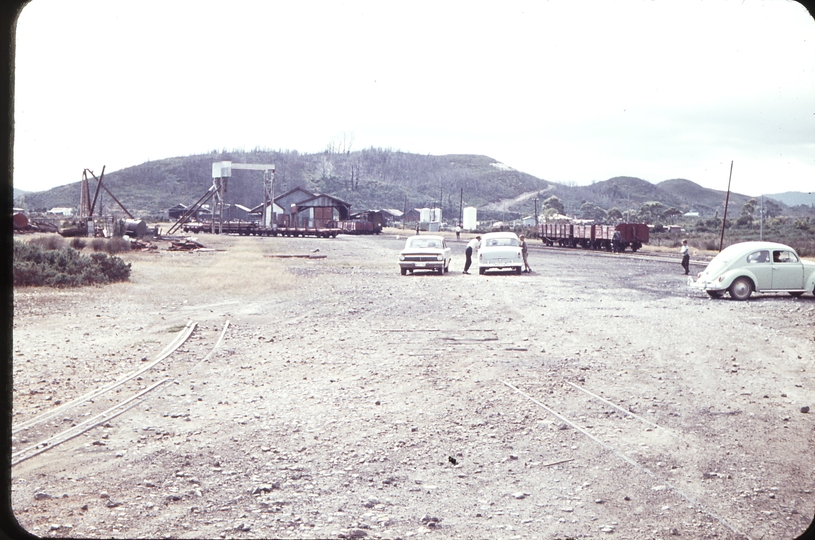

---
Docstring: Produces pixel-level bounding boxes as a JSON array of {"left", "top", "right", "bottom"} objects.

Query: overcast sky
[{"left": 12, "top": 0, "right": 815, "bottom": 197}]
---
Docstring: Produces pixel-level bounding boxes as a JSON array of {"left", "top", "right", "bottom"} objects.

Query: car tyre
[
  {"left": 400, "top": 268, "right": 407, "bottom": 276},
  {"left": 788, "top": 291, "right": 804, "bottom": 297},
  {"left": 478, "top": 267, "right": 485, "bottom": 275},
  {"left": 707, "top": 290, "right": 723, "bottom": 299},
  {"left": 444, "top": 262, "right": 449, "bottom": 273},
  {"left": 515, "top": 266, "right": 522, "bottom": 275},
  {"left": 728, "top": 277, "right": 753, "bottom": 301}
]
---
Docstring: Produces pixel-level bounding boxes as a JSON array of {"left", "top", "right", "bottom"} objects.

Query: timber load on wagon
[{"left": 538, "top": 223, "right": 649, "bottom": 252}]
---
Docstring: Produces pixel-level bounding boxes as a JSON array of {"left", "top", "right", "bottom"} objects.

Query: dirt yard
[{"left": 10, "top": 230, "right": 815, "bottom": 539}]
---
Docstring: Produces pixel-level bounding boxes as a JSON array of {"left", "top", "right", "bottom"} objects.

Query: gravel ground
[{"left": 10, "top": 230, "right": 815, "bottom": 539}]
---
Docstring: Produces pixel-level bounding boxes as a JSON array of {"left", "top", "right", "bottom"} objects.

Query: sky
[{"left": 12, "top": 0, "right": 815, "bottom": 197}]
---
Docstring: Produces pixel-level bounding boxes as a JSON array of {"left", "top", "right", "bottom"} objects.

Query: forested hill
[
  {"left": 16, "top": 149, "right": 546, "bottom": 219},
  {"left": 15, "top": 148, "right": 802, "bottom": 220}
]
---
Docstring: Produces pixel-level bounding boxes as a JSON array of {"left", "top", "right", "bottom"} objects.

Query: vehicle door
[
  {"left": 771, "top": 250, "right": 804, "bottom": 290},
  {"left": 442, "top": 239, "right": 451, "bottom": 264},
  {"left": 744, "top": 250, "right": 772, "bottom": 290}
]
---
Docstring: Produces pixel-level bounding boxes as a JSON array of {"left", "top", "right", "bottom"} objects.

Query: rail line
[
  {"left": 526, "top": 242, "right": 711, "bottom": 267},
  {"left": 13, "top": 321, "right": 196, "bottom": 435},
  {"left": 12, "top": 319, "right": 231, "bottom": 467},
  {"left": 502, "top": 379, "right": 750, "bottom": 539}
]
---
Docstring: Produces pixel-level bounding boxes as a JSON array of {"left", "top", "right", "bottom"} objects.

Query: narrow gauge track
[
  {"left": 502, "top": 378, "right": 751, "bottom": 539},
  {"left": 11, "top": 321, "right": 230, "bottom": 466},
  {"left": 526, "top": 242, "right": 711, "bottom": 268}
]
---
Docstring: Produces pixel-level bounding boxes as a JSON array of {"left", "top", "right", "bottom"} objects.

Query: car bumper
[
  {"left": 400, "top": 262, "right": 444, "bottom": 270},
  {"left": 691, "top": 277, "right": 725, "bottom": 291}
]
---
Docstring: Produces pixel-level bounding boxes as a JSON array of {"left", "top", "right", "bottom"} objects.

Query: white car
[
  {"left": 692, "top": 241, "right": 815, "bottom": 300},
  {"left": 398, "top": 235, "right": 452, "bottom": 275},
  {"left": 478, "top": 232, "right": 523, "bottom": 275}
]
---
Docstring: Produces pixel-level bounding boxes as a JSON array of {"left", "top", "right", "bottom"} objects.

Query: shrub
[
  {"left": 70, "top": 237, "right": 87, "bottom": 250},
  {"left": 90, "top": 238, "right": 107, "bottom": 252},
  {"left": 13, "top": 240, "right": 131, "bottom": 288},
  {"left": 105, "top": 236, "right": 131, "bottom": 254},
  {"left": 29, "top": 235, "right": 65, "bottom": 251}
]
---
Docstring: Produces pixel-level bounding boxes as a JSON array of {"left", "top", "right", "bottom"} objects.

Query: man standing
[
  {"left": 519, "top": 234, "right": 532, "bottom": 273},
  {"left": 680, "top": 239, "right": 690, "bottom": 275},
  {"left": 455, "top": 223, "right": 461, "bottom": 241},
  {"left": 463, "top": 235, "right": 480, "bottom": 274}
]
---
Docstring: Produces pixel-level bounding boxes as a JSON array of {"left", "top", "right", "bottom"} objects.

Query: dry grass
[{"left": 117, "top": 235, "right": 298, "bottom": 304}]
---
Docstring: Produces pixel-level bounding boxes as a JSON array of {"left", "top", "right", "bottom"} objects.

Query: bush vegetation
[{"left": 14, "top": 240, "right": 131, "bottom": 288}]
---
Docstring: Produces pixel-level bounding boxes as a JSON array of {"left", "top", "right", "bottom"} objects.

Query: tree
[
  {"left": 763, "top": 199, "right": 782, "bottom": 218},
  {"left": 638, "top": 201, "right": 664, "bottom": 224},
  {"left": 660, "top": 207, "right": 683, "bottom": 224},
  {"left": 742, "top": 198, "right": 757, "bottom": 218},
  {"left": 580, "top": 202, "right": 607, "bottom": 221},
  {"left": 606, "top": 207, "right": 623, "bottom": 222},
  {"left": 543, "top": 195, "right": 565, "bottom": 215}
]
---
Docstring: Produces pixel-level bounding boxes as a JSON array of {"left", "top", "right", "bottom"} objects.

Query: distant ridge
[
  {"left": 765, "top": 191, "right": 815, "bottom": 207},
  {"left": 12, "top": 149, "right": 809, "bottom": 221}
]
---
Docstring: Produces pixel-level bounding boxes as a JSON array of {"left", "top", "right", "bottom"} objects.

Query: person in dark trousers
[
  {"left": 455, "top": 224, "right": 461, "bottom": 241},
  {"left": 519, "top": 234, "right": 531, "bottom": 272},
  {"left": 463, "top": 235, "right": 481, "bottom": 274},
  {"left": 680, "top": 239, "right": 690, "bottom": 275},
  {"left": 416, "top": 222, "right": 420, "bottom": 235}
]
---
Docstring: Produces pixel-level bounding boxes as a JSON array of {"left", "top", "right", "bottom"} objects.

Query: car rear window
[{"left": 485, "top": 238, "right": 518, "bottom": 247}]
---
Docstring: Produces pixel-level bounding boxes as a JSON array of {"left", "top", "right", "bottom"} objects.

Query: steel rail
[
  {"left": 502, "top": 380, "right": 750, "bottom": 540},
  {"left": 13, "top": 321, "right": 196, "bottom": 434},
  {"left": 11, "top": 378, "right": 171, "bottom": 466},
  {"left": 12, "top": 319, "right": 230, "bottom": 466}
]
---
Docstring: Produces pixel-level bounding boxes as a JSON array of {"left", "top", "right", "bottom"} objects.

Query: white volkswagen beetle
[
  {"left": 478, "top": 232, "right": 523, "bottom": 275},
  {"left": 692, "top": 241, "right": 815, "bottom": 300}
]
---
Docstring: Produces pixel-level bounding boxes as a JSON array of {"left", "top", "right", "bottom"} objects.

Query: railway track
[
  {"left": 502, "top": 378, "right": 750, "bottom": 539},
  {"left": 526, "top": 242, "right": 712, "bottom": 268},
  {"left": 11, "top": 320, "right": 230, "bottom": 466}
]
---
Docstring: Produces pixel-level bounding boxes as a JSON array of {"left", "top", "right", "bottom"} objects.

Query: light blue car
[{"left": 692, "top": 241, "right": 815, "bottom": 300}]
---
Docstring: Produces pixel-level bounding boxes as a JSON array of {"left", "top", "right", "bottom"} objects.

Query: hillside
[
  {"left": 13, "top": 148, "right": 803, "bottom": 222},
  {"left": 765, "top": 191, "right": 815, "bottom": 208}
]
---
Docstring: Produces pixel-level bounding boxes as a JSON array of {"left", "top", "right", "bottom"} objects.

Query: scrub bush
[{"left": 13, "top": 240, "right": 131, "bottom": 288}]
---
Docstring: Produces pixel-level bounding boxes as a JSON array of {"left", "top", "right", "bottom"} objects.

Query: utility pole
[
  {"left": 718, "top": 160, "right": 734, "bottom": 252},
  {"left": 760, "top": 194, "right": 763, "bottom": 241},
  {"left": 402, "top": 194, "right": 407, "bottom": 230},
  {"left": 459, "top": 188, "right": 463, "bottom": 226},
  {"left": 534, "top": 198, "right": 539, "bottom": 227}
]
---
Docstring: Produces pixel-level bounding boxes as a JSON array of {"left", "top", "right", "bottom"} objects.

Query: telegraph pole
[{"left": 718, "top": 161, "right": 734, "bottom": 252}]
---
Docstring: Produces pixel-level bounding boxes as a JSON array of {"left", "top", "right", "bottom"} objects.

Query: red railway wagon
[
  {"left": 537, "top": 223, "right": 649, "bottom": 252},
  {"left": 337, "top": 219, "right": 382, "bottom": 235}
]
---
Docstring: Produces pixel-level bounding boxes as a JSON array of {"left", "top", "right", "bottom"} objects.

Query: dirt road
[{"left": 11, "top": 231, "right": 815, "bottom": 539}]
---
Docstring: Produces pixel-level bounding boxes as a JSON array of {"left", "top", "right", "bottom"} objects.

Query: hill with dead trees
[{"left": 15, "top": 147, "right": 810, "bottom": 222}]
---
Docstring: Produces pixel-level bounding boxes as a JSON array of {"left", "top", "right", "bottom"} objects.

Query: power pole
[
  {"left": 459, "top": 188, "right": 463, "bottom": 226},
  {"left": 718, "top": 161, "right": 734, "bottom": 252}
]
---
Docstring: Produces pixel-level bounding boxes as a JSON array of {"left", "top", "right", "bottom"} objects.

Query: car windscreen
[
  {"left": 407, "top": 239, "right": 441, "bottom": 249},
  {"left": 484, "top": 238, "right": 518, "bottom": 247}
]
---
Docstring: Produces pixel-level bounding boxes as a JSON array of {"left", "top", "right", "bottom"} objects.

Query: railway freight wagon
[
  {"left": 336, "top": 219, "right": 382, "bottom": 235},
  {"left": 538, "top": 223, "right": 649, "bottom": 252}
]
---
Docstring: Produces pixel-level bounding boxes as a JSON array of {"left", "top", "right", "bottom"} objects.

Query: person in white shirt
[
  {"left": 680, "top": 239, "right": 690, "bottom": 275},
  {"left": 463, "top": 236, "right": 481, "bottom": 274}
]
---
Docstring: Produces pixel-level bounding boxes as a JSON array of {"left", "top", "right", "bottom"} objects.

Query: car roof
[
  {"left": 406, "top": 235, "right": 444, "bottom": 241},
  {"left": 722, "top": 241, "right": 794, "bottom": 252},
  {"left": 482, "top": 232, "right": 519, "bottom": 238}
]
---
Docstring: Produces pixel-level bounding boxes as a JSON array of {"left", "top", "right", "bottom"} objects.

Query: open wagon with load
[{"left": 538, "top": 223, "right": 649, "bottom": 252}]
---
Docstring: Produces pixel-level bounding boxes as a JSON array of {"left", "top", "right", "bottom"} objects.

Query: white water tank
[
  {"left": 419, "top": 207, "right": 432, "bottom": 222},
  {"left": 463, "top": 207, "right": 477, "bottom": 230}
]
